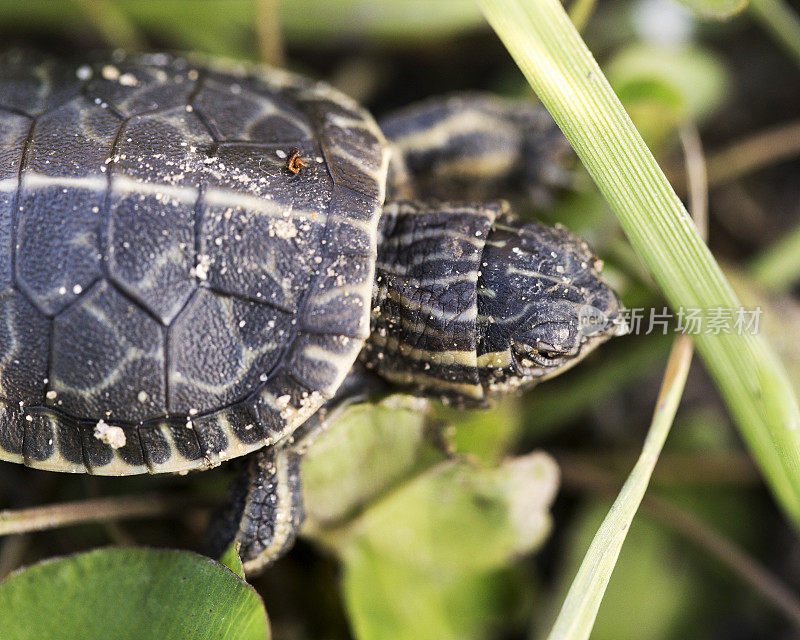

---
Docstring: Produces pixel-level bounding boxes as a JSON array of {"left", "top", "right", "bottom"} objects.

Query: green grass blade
[
  {"left": 478, "top": 0, "right": 800, "bottom": 527},
  {"left": 749, "top": 223, "right": 800, "bottom": 292},
  {"left": 749, "top": 0, "right": 800, "bottom": 68},
  {"left": 544, "top": 336, "right": 692, "bottom": 640}
]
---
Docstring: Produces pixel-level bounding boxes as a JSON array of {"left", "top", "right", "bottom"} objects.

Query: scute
[
  {"left": 113, "top": 107, "right": 213, "bottom": 188},
  {"left": 0, "top": 112, "right": 30, "bottom": 292},
  {"left": 0, "top": 51, "right": 82, "bottom": 116},
  {"left": 0, "top": 193, "right": 12, "bottom": 294},
  {"left": 84, "top": 57, "right": 198, "bottom": 118},
  {"left": 50, "top": 280, "right": 166, "bottom": 422},
  {"left": 0, "top": 291, "right": 50, "bottom": 404},
  {"left": 193, "top": 77, "right": 312, "bottom": 142},
  {"left": 16, "top": 183, "right": 104, "bottom": 315},
  {"left": 0, "top": 52, "right": 389, "bottom": 475},
  {"left": 167, "top": 288, "right": 293, "bottom": 414},
  {"left": 26, "top": 96, "right": 121, "bottom": 178},
  {"left": 199, "top": 143, "right": 332, "bottom": 311},
  {"left": 107, "top": 188, "right": 197, "bottom": 324},
  {"left": 0, "top": 110, "right": 30, "bottom": 180}
]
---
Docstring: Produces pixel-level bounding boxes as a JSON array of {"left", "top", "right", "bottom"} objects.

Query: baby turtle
[{"left": 0, "top": 51, "right": 624, "bottom": 573}]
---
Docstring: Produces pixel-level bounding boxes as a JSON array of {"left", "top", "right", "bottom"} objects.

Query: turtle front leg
[
  {"left": 380, "top": 93, "right": 571, "bottom": 204},
  {"left": 206, "top": 366, "right": 386, "bottom": 574},
  {"left": 206, "top": 444, "right": 304, "bottom": 574}
]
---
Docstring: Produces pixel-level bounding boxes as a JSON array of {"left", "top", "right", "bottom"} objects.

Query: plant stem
[
  {"left": 255, "top": 0, "right": 285, "bottom": 67},
  {"left": 0, "top": 494, "right": 207, "bottom": 537},
  {"left": 71, "top": 0, "right": 145, "bottom": 50}
]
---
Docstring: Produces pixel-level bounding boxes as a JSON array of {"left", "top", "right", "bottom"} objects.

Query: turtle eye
[
  {"left": 529, "top": 348, "right": 566, "bottom": 368},
  {"left": 511, "top": 342, "right": 565, "bottom": 372}
]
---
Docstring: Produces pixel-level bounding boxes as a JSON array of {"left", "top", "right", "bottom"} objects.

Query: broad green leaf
[
  {"left": 302, "top": 399, "right": 445, "bottom": 529},
  {"left": 0, "top": 548, "right": 269, "bottom": 640},
  {"left": 347, "top": 454, "right": 557, "bottom": 572},
  {"left": 344, "top": 547, "right": 532, "bottom": 640},
  {"left": 437, "top": 396, "right": 524, "bottom": 465},
  {"left": 341, "top": 453, "right": 559, "bottom": 640},
  {"left": 302, "top": 399, "right": 558, "bottom": 640}
]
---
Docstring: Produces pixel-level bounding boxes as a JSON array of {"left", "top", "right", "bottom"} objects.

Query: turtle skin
[{"left": 0, "top": 51, "right": 389, "bottom": 475}]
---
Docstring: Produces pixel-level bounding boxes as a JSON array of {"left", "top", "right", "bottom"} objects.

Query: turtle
[{"left": 0, "top": 51, "right": 624, "bottom": 573}]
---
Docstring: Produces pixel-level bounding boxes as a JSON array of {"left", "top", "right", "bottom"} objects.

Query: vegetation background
[{"left": 1, "top": 1, "right": 800, "bottom": 638}]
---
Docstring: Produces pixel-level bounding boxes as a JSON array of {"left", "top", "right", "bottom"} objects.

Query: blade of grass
[
  {"left": 749, "top": 224, "right": 800, "bottom": 293},
  {"left": 541, "top": 121, "right": 708, "bottom": 640},
  {"left": 543, "top": 335, "right": 693, "bottom": 640},
  {"left": 559, "top": 463, "right": 800, "bottom": 629},
  {"left": 749, "top": 0, "right": 800, "bottom": 68},
  {"left": 478, "top": 0, "right": 800, "bottom": 529}
]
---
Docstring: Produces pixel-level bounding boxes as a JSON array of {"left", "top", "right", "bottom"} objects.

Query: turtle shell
[{"left": 0, "top": 51, "right": 389, "bottom": 475}]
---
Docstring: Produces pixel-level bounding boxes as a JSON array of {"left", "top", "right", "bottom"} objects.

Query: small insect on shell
[{"left": 286, "top": 148, "right": 308, "bottom": 174}]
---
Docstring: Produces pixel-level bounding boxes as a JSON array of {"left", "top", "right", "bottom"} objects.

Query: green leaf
[
  {"left": 607, "top": 44, "right": 729, "bottom": 147},
  {"left": 302, "top": 400, "right": 557, "bottom": 639},
  {"left": 344, "top": 547, "right": 531, "bottom": 640},
  {"left": 437, "top": 396, "right": 524, "bottom": 465},
  {"left": 219, "top": 542, "right": 246, "bottom": 580},
  {"left": 0, "top": 548, "right": 270, "bottom": 640},
  {"left": 340, "top": 453, "right": 558, "bottom": 640},
  {"left": 349, "top": 454, "right": 557, "bottom": 572},
  {"left": 302, "top": 399, "right": 445, "bottom": 529}
]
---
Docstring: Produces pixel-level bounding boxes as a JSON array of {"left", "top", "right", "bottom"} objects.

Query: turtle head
[{"left": 476, "top": 220, "right": 625, "bottom": 395}]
